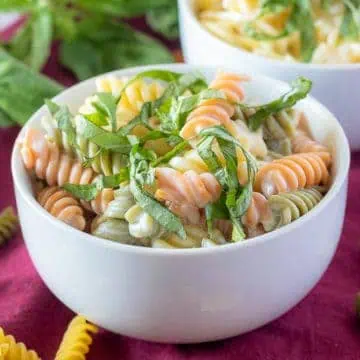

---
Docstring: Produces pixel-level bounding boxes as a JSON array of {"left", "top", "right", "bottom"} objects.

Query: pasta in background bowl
[
  {"left": 12, "top": 64, "right": 349, "bottom": 343},
  {"left": 179, "top": 0, "right": 360, "bottom": 149}
]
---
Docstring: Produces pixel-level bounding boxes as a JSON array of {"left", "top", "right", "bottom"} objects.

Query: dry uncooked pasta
[
  {"left": 0, "top": 327, "right": 41, "bottom": 360},
  {"left": 196, "top": 0, "right": 360, "bottom": 64},
  {"left": 0, "top": 207, "right": 18, "bottom": 246},
  {"left": 55, "top": 315, "right": 98, "bottom": 360},
  {"left": 20, "top": 69, "right": 332, "bottom": 248}
]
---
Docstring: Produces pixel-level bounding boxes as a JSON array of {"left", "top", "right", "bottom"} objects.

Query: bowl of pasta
[
  {"left": 12, "top": 64, "right": 349, "bottom": 343},
  {"left": 179, "top": 0, "right": 360, "bottom": 149}
]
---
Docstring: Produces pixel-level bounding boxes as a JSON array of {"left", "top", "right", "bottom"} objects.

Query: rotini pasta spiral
[
  {"left": 155, "top": 167, "right": 221, "bottom": 224},
  {"left": 21, "top": 128, "right": 114, "bottom": 214},
  {"left": 103, "top": 185, "right": 135, "bottom": 220},
  {"left": 0, "top": 207, "right": 18, "bottom": 246},
  {"left": 95, "top": 76, "right": 165, "bottom": 128},
  {"left": 241, "top": 192, "right": 271, "bottom": 236},
  {"left": 180, "top": 72, "right": 248, "bottom": 142},
  {"left": 91, "top": 215, "right": 137, "bottom": 245},
  {"left": 254, "top": 152, "right": 331, "bottom": 197},
  {"left": 124, "top": 204, "right": 163, "bottom": 240},
  {"left": 292, "top": 130, "right": 330, "bottom": 154},
  {"left": 263, "top": 187, "right": 324, "bottom": 232},
  {"left": 169, "top": 149, "right": 209, "bottom": 174},
  {"left": 37, "top": 187, "right": 86, "bottom": 231},
  {"left": 42, "top": 114, "right": 127, "bottom": 176},
  {"left": 152, "top": 225, "right": 226, "bottom": 249},
  {"left": 0, "top": 327, "right": 41, "bottom": 360},
  {"left": 54, "top": 315, "right": 98, "bottom": 360}
]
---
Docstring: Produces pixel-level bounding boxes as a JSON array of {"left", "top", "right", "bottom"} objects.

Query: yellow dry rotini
[
  {"left": 0, "top": 327, "right": 41, "bottom": 360},
  {"left": 54, "top": 315, "right": 98, "bottom": 360}
]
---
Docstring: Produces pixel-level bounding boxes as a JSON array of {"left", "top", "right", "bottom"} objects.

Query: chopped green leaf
[
  {"left": 197, "top": 126, "right": 258, "bottom": 241},
  {"left": 94, "top": 92, "right": 118, "bottom": 132},
  {"left": 247, "top": 77, "right": 312, "bottom": 131},
  {"left": 63, "top": 170, "right": 129, "bottom": 201},
  {"left": 63, "top": 183, "right": 99, "bottom": 201},
  {"left": 117, "top": 102, "right": 152, "bottom": 136},
  {"left": 340, "top": 0, "right": 360, "bottom": 40},
  {"left": 84, "top": 112, "right": 108, "bottom": 127},
  {"left": 76, "top": 115, "right": 131, "bottom": 153},
  {"left": 151, "top": 140, "right": 189, "bottom": 166},
  {"left": 130, "top": 144, "right": 186, "bottom": 239}
]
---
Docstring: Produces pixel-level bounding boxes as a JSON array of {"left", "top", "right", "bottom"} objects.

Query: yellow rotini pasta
[
  {"left": 0, "top": 327, "right": 41, "bottom": 360},
  {"left": 95, "top": 76, "right": 165, "bottom": 128},
  {"left": 0, "top": 207, "right": 18, "bottom": 246},
  {"left": 54, "top": 315, "right": 98, "bottom": 360}
]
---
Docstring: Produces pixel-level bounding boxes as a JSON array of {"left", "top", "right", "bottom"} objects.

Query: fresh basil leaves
[
  {"left": 246, "top": 77, "right": 312, "bottom": 131},
  {"left": 197, "top": 126, "right": 258, "bottom": 241}
]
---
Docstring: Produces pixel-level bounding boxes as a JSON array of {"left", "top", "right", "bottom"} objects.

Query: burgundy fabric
[{"left": 1, "top": 21, "right": 360, "bottom": 360}]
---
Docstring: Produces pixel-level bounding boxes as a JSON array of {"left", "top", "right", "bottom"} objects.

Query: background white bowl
[
  {"left": 179, "top": 0, "right": 360, "bottom": 150},
  {"left": 12, "top": 64, "right": 350, "bottom": 343}
]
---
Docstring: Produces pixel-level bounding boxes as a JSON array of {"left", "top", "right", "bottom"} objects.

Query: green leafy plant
[
  {"left": 1, "top": 0, "right": 178, "bottom": 79},
  {"left": 0, "top": 49, "right": 64, "bottom": 127}
]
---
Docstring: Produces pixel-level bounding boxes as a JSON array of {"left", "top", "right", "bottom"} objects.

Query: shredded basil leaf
[
  {"left": 63, "top": 170, "right": 129, "bottom": 201},
  {"left": 151, "top": 140, "right": 189, "bottom": 167},
  {"left": 340, "top": 0, "right": 360, "bottom": 40},
  {"left": 197, "top": 126, "right": 258, "bottom": 241},
  {"left": 129, "top": 144, "right": 186, "bottom": 239},
  {"left": 246, "top": 77, "right": 312, "bottom": 131}
]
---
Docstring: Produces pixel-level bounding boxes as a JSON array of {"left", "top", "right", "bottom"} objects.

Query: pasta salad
[
  {"left": 19, "top": 69, "right": 332, "bottom": 249},
  {"left": 196, "top": 0, "right": 360, "bottom": 64}
]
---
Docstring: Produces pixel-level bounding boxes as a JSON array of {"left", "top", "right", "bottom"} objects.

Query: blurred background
[{"left": 0, "top": 0, "right": 182, "bottom": 128}]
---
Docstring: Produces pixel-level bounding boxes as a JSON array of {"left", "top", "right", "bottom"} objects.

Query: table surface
[{"left": 1, "top": 16, "right": 360, "bottom": 360}]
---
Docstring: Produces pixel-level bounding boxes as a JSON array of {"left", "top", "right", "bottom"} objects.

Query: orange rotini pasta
[
  {"left": 292, "top": 130, "right": 330, "bottom": 154},
  {"left": 37, "top": 187, "right": 87, "bottom": 231},
  {"left": 155, "top": 167, "right": 221, "bottom": 224},
  {"left": 21, "top": 128, "right": 113, "bottom": 214},
  {"left": 242, "top": 192, "right": 271, "bottom": 236},
  {"left": 254, "top": 152, "right": 331, "bottom": 197}
]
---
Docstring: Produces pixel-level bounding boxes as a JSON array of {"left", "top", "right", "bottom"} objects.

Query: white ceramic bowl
[
  {"left": 179, "top": 0, "right": 360, "bottom": 150},
  {"left": 12, "top": 64, "right": 350, "bottom": 343}
]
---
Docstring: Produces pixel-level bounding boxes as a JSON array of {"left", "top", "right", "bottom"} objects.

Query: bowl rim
[
  {"left": 180, "top": 0, "right": 360, "bottom": 71},
  {"left": 11, "top": 63, "right": 351, "bottom": 257}
]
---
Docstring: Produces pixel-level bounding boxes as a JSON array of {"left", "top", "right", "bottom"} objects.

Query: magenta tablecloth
[{"left": 1, "top": 21, "right": 360, "bottom": 360}]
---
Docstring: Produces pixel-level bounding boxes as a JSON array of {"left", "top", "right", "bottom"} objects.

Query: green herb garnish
[
  {"left": 129, "top": 144, "right": 186, "bottom": 239},
  {"left": 246, "top": 77, "right": 312, "bottom": 131},
  {"left": 63, "top": 170, "right": 129, "bottom": 201}
]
